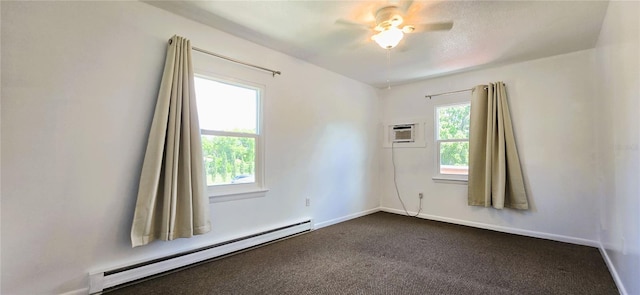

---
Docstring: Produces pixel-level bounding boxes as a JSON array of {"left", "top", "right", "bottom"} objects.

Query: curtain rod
[
  {"left": 425, "top": 88, "right": 473, "bottom": 99},
  {"left": 425, "top": 86, "right": 493, "bottom": 99},
  {"left": 192, "top": 46, "right": 282, "bottom": 77},
  {"left": 168, "top": 39, "right": 282, "bottom": 76}
]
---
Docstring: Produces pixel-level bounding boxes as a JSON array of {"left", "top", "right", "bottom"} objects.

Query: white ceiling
[{"left": 146, "top": 1, "right": 609, "bottom": 88}]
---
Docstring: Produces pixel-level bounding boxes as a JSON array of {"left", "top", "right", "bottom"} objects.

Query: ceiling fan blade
[
  {"left": 335, "top": 18, "right": 371, "bottom": 30},
  {"left": 321, "top": 29, "right": 371, "bottom": 53},
  {"left": 346, "top": 36, "right": 370, "bottom": 51},
  {"left": 399, "top": 0, "right": 414, "bottom": 14},
  {"left": 410, "top": 22, "right": 454, "bottom": 33}
]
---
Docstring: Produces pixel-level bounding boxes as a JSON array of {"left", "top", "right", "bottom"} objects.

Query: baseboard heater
[{"left": 89, "top": 220, "right": 313, "bottom": 293}]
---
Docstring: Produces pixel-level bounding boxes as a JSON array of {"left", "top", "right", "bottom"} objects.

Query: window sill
[
  {"left": 432, "top": 177, "right": 468, "bottom": 185},
  {"left": 208, "top": 188, "right": 269, "bottom": 203}
]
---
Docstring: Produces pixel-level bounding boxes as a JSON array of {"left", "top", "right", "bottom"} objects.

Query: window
[
  {"left": 435, "top": 103, "right": 470, "bottom": 181},
  {"left": 194, "top": 75, "right": 265, "bottom": 198}
]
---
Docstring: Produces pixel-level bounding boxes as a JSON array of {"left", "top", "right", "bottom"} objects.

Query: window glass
[
  {"left": 201, "top": 135, "right": 255, "bottom": 186},
  {"left": 194, "top": 75, "right": 262, "bottom": 190},
  {"left": 437, "top": 104, "right": 470, "bottom": 140},
  {"left": 439, "top": 142, "right": 469, "bottom": 175},
  {"left": 436, "top": 103, "right": 470, "bottom": 177},
  {"left": 194, "top": 77, "right": 257, "bottom": 134}
]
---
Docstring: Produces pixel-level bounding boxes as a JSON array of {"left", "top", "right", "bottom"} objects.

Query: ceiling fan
[{"left": 337, "top": 2, "right": 453, "bottom": 50}]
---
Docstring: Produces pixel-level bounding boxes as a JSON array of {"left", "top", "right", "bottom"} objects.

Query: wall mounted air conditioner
[
  {"left": 391, "top": 124, "right": 415, "bottom": 143},
  {"left": 383, "top": 119, "right": 426, "bottom": 148}
]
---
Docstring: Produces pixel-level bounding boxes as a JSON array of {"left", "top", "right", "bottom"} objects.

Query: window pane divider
[{"left": 201, "top": 130, "right": 258, "bottom": 138}]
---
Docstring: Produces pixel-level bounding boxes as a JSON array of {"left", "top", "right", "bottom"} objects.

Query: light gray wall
[
  {"left": 2, "top": 1, "right": 638, "bottom": 294},
  {"left": 595, "top": 2, "right": 640, "bottom": 294},
  {"left": 378, "top": 49, "right": 600, "bottom": 243},
  {"left": 0, "top": 2, "right": 379, "bottom": 294}
]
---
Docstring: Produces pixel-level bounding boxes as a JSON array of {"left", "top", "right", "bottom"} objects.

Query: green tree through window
[
  {"left": 437, "top": 103, "right": 470, "bottom": 175},
  {"left": 202, "top": 133, "right": 255, "bottom": 185}
]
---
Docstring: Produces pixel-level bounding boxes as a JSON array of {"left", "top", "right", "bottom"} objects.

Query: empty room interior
[{"left": 1, "top": 1, "right": 639, "bottom": 294}]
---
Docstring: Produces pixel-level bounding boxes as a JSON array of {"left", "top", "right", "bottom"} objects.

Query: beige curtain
[
  {"left": 131, "top": 35, "right": 211, "bottom": 247},
  {"left": 468, "top": 82, "right": 528, "bottom": 210}
]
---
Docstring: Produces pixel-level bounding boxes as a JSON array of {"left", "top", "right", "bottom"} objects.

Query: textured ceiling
[{"left": 146, "top": 1, "right": 609, "bottom": 88}]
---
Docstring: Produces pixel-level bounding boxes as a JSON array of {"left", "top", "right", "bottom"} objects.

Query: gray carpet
[{"left": 107, "top": 212, "right": 618, "bottom": 294}]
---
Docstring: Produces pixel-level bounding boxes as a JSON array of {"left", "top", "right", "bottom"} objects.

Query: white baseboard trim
[
  {"left": 58, "top": 288, "right": 89, "bottom": 295},
  {"left": 380, "top": 207, "right": 599, "bottom": 247},
  {"left": 89, "top": 220, "right": 312, "bottom": 294},
  {"left": 598, "top": 242, "right": 628, "bottom": 295},
  {"left": 314, "top": 207, "right": 380, "bottom": 230}
]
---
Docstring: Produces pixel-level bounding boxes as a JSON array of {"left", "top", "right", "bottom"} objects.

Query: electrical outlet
[
  {"left": 418, "top": 193, "right": 424, "bottom": 199},
  {"left": 305, "top": 198, "right": 311, "bottom": 207}
]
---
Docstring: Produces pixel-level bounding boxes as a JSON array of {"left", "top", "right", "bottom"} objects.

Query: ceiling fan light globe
[{"left": 372, "top": 27, "right": 404, "bottom": 49}]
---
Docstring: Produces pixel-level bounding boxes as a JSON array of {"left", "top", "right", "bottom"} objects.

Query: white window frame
[
  {"left": 194, "top": 72, "right": 267, "bottom": 202},
  {"left": 433, "top": 102, "right": 470, "bottom": 183}
]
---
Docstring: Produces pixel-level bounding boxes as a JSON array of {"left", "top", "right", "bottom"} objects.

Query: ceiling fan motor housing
[{"left": 375, "top": 6, "right": 404, "bottom": 31}]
